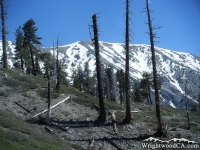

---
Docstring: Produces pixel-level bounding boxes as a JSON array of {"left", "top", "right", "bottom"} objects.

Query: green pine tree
[
  {"left": 140, "top": 72, "right": 152, "bottom": 104},
  {"left": 105, "top": 65, "right": 116, "bottom": 101},
  {"left": 83, "top": 62, "right": 91, "bottom": 94},
  {"left": 116, "top": 69, "right": 125, "bottom": 105},
  {"left": 14, "top": 26, "right": 25, "bottom": 72},
  {"left": 22, "top": 18, "right": 42, "bottom": 76},
  {"left": 74, "top": 64, "right": 84, "bottom": 91},
  {"left": 133, "top": 82, "right": 143, "bottom": 102}
]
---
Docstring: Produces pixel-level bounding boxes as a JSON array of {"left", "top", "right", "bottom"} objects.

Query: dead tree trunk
[
  {"left": 184, "top": 80, "right": 190, "bottom": 130},
  {"left": 0, "top": 0, "right": 8, "bottom": 68},
  {"left": 45, "top": 75, "right": 51, "bottom": 123},
  {"left": 146, "top": 0, "right": 163, "bottom": 136},
  {"left": 92, "top": 14, "right": 106, "bottom": 123},
  {"left": 147, "top": 84, "right": 152, "bottom": 104},
  {"left": 123, "top": 0, "right": 131, "bottom": 124},
  {"left": 56, "top": 34, "right": 60, "bottom": 93}
]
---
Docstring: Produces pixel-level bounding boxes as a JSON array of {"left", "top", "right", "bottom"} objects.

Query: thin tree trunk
[
  {"left": 56, "top": 36, "right": 60, "bottom": 92},
  {"left": 146, "top": 0, "right": 163, "bottom": 136},
  {"left": 45, "top": 75, "right": 51, "bottom": 123},
  {"left": 56, "top": 60, "right": 61, "bottom": 93},
  {"left": 29, "top": 45, "right": 36, "bottom": 76},
  {"left": 123, "top": 0, "right": 131, "bottom": 124},
  {"left": 92, "top": 14, "right": 106, "bottom": 123},
  {"left": 147, "top": 85, "right": 152, "bottom": 104},
  {"left": 146, "top": 87, "right": 150, "bottom": 104},
  {"left": 20, "top": 53, "right": 24, "bottom": 73},
  {"left": 184, "top": 81, "right": 190, "bottom": 130},
  {"left": 0, "top": 0, "right": 8, "bottom": 68}
]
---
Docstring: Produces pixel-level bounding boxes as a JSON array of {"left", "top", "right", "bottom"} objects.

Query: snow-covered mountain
[{"left": 1, "top": 40, "right": 200, "bottom": 109}]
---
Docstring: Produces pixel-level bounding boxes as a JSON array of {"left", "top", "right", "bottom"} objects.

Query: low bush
[{"left": 2, "top": 77, "right": 21, "bottom": 87}]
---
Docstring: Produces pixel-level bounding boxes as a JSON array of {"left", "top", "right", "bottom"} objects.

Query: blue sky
[{"left": 4, "top": 0, "right": 200, "bottom": 56}]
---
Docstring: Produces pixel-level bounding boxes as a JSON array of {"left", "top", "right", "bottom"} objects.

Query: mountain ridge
[{"left": 1, "top": 40, "right": 200, "bottom": 109}]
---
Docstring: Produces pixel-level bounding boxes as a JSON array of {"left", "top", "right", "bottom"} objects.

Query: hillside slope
[{"left": 0, "top": 68, "right": 200, "bottom": 150}]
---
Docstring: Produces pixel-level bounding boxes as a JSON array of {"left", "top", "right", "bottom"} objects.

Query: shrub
[
  {"left": 191, "top": 104, "right": 199, "bottom": 112},
  {"left": 2, "top": 78, "right": 21, "bottom": 87}
]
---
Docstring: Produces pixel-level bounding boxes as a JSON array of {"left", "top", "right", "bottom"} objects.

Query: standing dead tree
[
  {"left": 45, "top": 75, "right": 51, "bottom": 123},
  {"left": 91, "top": 14, "right": 106, "bottom": 123},
  {"left": 0, "top": 0, "right": 8, "bottom": 68},
  {"left": 184, "top": 79, "right": 190, "bottom": 130},
  {"left": 145, "top": 0, "right": 163, "bottom": 136},
  {"left": 56, "top": 33, "right": 61, "bottom": 93},
  {"left": 123, "top": 0, "right": 132, "bottom": 124}
]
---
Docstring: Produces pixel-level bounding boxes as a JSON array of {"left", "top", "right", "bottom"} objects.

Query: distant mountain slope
[{"left": 1, "top": 40, "right": 200, "bottom": 109}]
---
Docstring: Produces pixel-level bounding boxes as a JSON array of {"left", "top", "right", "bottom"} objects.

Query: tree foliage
[
  {"left": 22, "top": 18, "right": 42, "bottom": 76},
  {"left": 116, "top": 69, "right": 125, "bottom": 105},
  {"left": 133, "top": 82, "right": 143, "bottom": 102},
  {"left": 14, "top": 26, "right": 25, "bottom": 72}
]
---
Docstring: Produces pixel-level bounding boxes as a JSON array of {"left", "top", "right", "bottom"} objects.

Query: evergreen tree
[
  {"left": 35, "top": 56, "right": 42, "bottom": 75},
  {"left": 14, "top": 26, "right": 24, "bottom": 72},
  {"left": 83, "top": 62, "right": 91, "bottom": 94},
  {"left": 116, "top": 69, "right": 125, "bottom": 105},
  {"left": 105, "top": 65, "right": 116, "bottom": 102},
  {"left": 22, "top": 19, "right": 42, "bottom": 76},
  {"left": 140, "top": 72, "right": 152, "bottom": 104},
  {"left": 133, "top": 82, "right": 143, "bottom": 102},
  {"left": 59, "top": 60, "right": 68, "bottom": 86},
  {"left": 40, "top": 52, "right": 53, "bottom": 76},
  {"left": 74, "top": 64, "right": 84, "bottom": 91}
]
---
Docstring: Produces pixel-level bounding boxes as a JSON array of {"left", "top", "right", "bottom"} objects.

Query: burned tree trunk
[
  {"left": 147, "top": 84, "right": 152, "bottom": 104},
  {"left": 56, "top": 34, "right": 60, "bottom": 93},
  {"left": 45, "top": 75, "right": 51, "bottom": 123},
  {"left": 146, "top": 0, "right": 163, "bottom": 136},
  {"left": 184, "top": 80, "right": 190, "bottom": 130},
  {"left": 92, "top": 14, "right": 106, "bottom": 123},
  {"left": 123, "top": 0, "right": 131, "bottom": 124},
  {"left": 0, "top": 0, "right": 8, "bottom": 68}
]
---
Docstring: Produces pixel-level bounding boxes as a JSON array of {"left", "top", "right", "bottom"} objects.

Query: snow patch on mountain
[{"left": 1, "top": 40, "right": 200, "bottom": 109}]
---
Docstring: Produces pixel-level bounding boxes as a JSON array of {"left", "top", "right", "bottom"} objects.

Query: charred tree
[
  {"left": 123, "top": 0, "right": 131, "bottom": 124},
  {"left": 91, "top": 14, "right": 106, "bottom": 123},
  {"left": 145, "top": 0, "right": 163, "bottom": 136},
  {"left": 45, "top": 75, "right": 51, "bottom": 123},
  {"left": 184, "top": 79, "right": 190, "bottom": 130},
  {"left": 0, "top": 0, "right": 8, "bottom": 68},
  {"left": 56, "top": 34, "right": 61, "bottom": 93}
]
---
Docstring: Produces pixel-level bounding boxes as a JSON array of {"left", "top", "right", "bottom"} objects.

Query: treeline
[{"left": 71, "top": 62, "right": 161, "bottom": 105}]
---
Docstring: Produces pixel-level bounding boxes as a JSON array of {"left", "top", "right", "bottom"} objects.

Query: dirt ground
[{"left": 0, "top": 90, "right": 200, "bottom": 150}]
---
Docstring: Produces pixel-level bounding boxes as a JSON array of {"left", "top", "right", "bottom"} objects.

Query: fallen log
[
  {"left": 14, "top": 102, "right": 30, "bottom": 113},
  {"left": 104, "top": 137, "right": 123, "bottom": 150},
  {"left": 44, "top": 126, "right": 53, "bottom": 133},
  {"left": 93, "top": 102, "right": 100, "bottom": 111},
  {"left": 33, "top": 96, "right": 70, "bottom": 117}
]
